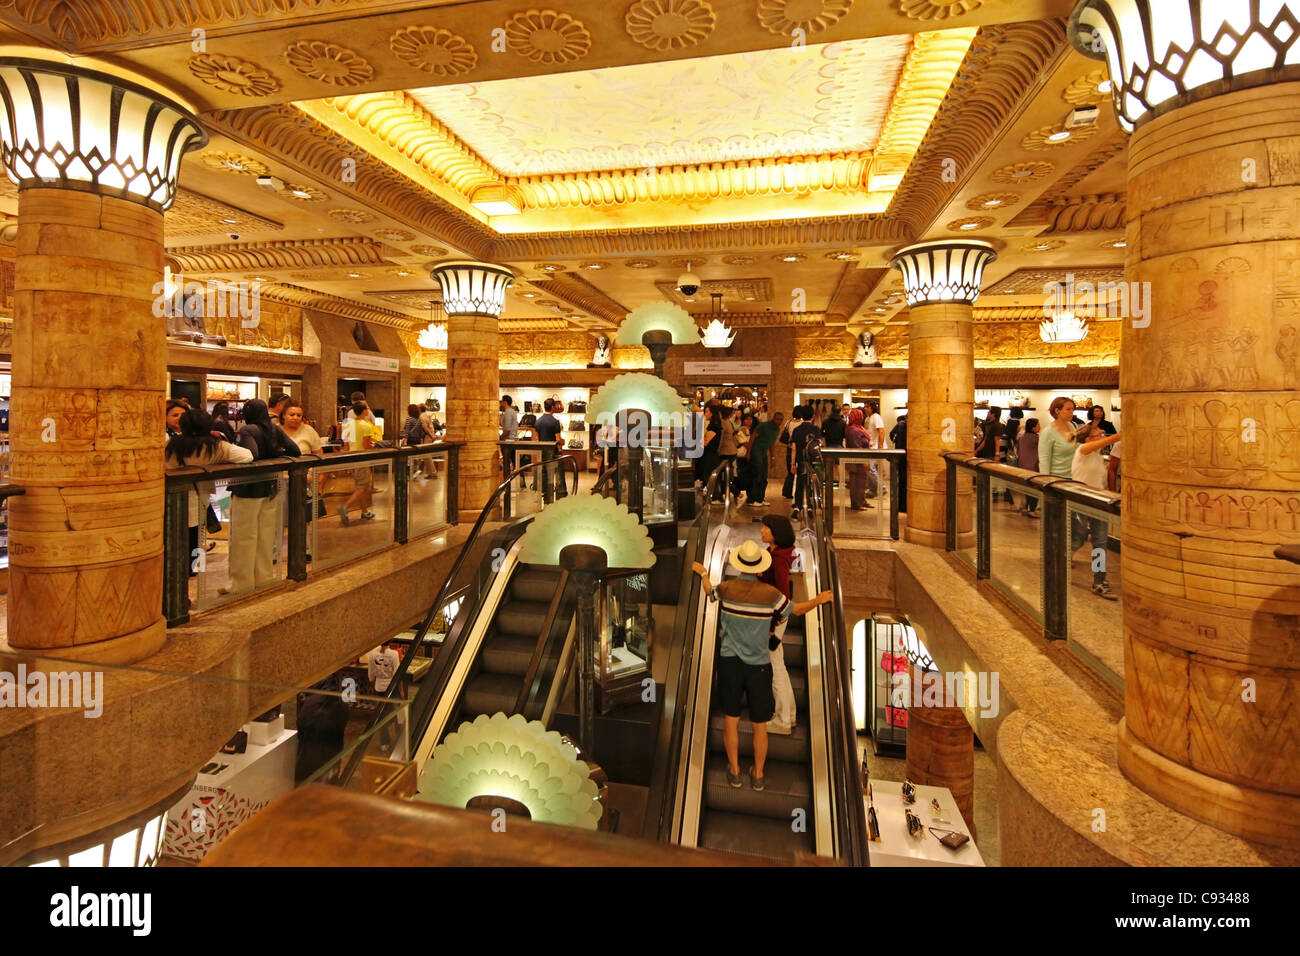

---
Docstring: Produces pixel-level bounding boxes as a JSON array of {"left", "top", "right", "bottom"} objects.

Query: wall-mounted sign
[
  {"left": 683, "top": 360, "right": 771, "bottom": 379},
  {"left": 340, "top": 351, "right": 399, "bottom": 373}
]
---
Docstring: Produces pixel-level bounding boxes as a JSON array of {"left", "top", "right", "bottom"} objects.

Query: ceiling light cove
[{"left": 296, "top": 27, "right": 975, "bottom": 234}]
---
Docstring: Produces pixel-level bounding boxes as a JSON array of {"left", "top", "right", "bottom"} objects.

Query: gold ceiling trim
[
  {"left": 295, "top": 30, "right": 975, "bottom": 224},
  {"left": 166, "top": 237, "right": 385, "bottom": 273},
  {"left": 203, "top": 104, "right": 496, "bottom": 258},
  {"left": 970, "top": 306, "right": 1124, "bottom": 321},
  {"left": 259, "top": 283, "right": 418, "bottom": 331},
  {"left": 825, "top": 265, "right": 890, "bottom": 324},
  {"left": 887, "top": 20, "right": 1069, "bottom": 232},
  {"left": 529, "top": 271, "right": 629, "bottom": 323},
  {"left": 869, "top": 29, "right": 977, "bottom": 190},
  {"left": 655, "top": 277, "right": 774, "bottom": 305},
  {"left": 1038, "top": 138, "right": 1127, "bottom": 203},
  {"left": 500, "top": 317, "right": 573, "bottom": 332},
  {"left": 1010, "top": 193, "right": 1126, "bottom": 233},
  {"left": 165, "top": 189, "right": 284, "bottom": 239}
]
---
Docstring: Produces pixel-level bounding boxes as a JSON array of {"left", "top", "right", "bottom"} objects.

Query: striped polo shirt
[{"left": 716, "top": 574, "right": 791, "bottom": 666}]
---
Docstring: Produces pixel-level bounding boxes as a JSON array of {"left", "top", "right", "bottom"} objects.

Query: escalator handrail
[
  {"left": 646, "top": 457, "right": 733, "bottom": 841},
  {"left": 804, "top": 455, "right": 869, "bottom": 865},
  {"left": 339, "top": 453, "right": 581, "bottom": 787},
  {"left": 514, "top": 567, "right": 576, "bottom": 718}
]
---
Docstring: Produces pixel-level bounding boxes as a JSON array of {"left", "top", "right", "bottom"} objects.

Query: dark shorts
[{"left": 717, "top": 654, "right": 775, "bottom": 722}]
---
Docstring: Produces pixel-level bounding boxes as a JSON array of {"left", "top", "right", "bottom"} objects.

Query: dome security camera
[
  {"left": 228, "top": 232, "right": 241, "bottom": 241},
  {"left": 676, "top": 261, "right": 701, "bottom": 297}
]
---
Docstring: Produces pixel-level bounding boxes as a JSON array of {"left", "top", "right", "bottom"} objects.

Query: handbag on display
[
  {"left": 567, "top": 400, "right": 587, "bottom": 413},
  {"left": 524, "top": 401, "right": 535, "bottom": 413},
  {"left": 519, "top": 413, "right": 537, "bottom": 427},
  {"left": 568, "top": 419, "right": 585, "bottom": 431},
  {"left": 425, "top": 396, "right": 441, "bottom": 412},
  {"left": 567, "top": 437, "right": 584, "bottom": 449}
]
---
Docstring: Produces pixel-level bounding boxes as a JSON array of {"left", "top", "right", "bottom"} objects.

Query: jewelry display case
[{"left": 595, "top": 570, "right": 653, "bottom": 712}]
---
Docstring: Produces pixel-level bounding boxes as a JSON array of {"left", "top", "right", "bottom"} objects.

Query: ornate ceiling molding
[
  {"left": 655, "top": 277, "right": 774, "bottom": 305},
  {"left": 258, "top": 283, "right": 418, "bottom": 331},
  {"left": 970, "top": 305, "right": 1123, "bottom": 321},
  {"left": 166, "top": 237, "right": 385, "bottom": 273},
  {"left": 1037, "top": 138, "right": 1126, "bottom": 203},
  {"left": 203, "top": 104, "right": 496, "bottom": 258},
  {"left": 500, "top": 317, "right": 573, "bottom": 332},
  {"left": 528, "top": 271, "right": 629, "bottom": 323},
  {"left": 489, "top": 215, "right": 910, "bottom": 260},
  {"left": 165, "top": 189, "right": 284, "bottom": 239},
  {"left": 825, "top": 265, "right": 890, "bottom": 323},
  {"left": 985, "top": 266, "right": 1123, "bottom": 295},
  {"left": 974, "top": 365, "right": 1117, "bottom": 387},
  {"left": 869, "top": 28, "right": 977, "bottom": 189},
  {"left": 887, "top": 19, "right": 1069, "bottom": 232},
  {"left": 1010, "top": 193, "right": 1126, "bottom": 233}
]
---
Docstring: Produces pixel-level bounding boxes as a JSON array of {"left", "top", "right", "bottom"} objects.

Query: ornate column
[
  {"left": 888, "top": 240, "right": 996, "bottom": 548},
  {"left": 1073, "top": 0, "right": 1300, "bottom": 848},
  {"left": 0, "top": 58, "right": 205, "bottom": 664},
  {"left": 432, "top": 261, "right": 513, "bottom": 518}
]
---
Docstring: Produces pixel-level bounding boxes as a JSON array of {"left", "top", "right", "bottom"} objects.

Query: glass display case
[
  {"left": 618, "top": 441, "right": 677, "bottom": 525},
  {"left": 595, "top": 571, "right": 653, "bottom": 711},
  {"left": 867, "top": 612, "right": 930, "bottom": 757}
]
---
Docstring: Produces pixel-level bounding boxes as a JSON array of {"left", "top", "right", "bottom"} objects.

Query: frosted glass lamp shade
[
  {"left": 0, "top": 57, "right": 206, "bottom": 211},
  {"left": 587, "top": 372, "right": 688, "bottom": 427},
  {"left": 430, "top": 261, "right": 515, "bottom": 318},
  {"left": 888, "top": 240, "right": 996, "bottom": 307},
  {"left": 517, "top": 495, "right": 655, "bottom": 569},
  {"left": 615, "top": 301, "right": 698, "bottom": 346},
  {"left": 1069, "top": 1, "right": 1300, "bottom": 130}
]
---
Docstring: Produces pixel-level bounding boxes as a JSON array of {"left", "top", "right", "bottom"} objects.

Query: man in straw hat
[{"left": 693, "top": 541, "right": 832, "bottom": 792}]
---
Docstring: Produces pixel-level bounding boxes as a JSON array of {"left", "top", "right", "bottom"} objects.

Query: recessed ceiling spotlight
[
  {"left": 1047, "top": 130, "right": 1072, "bottom": 142},
  {"left": 580, "top": 261, "right": 608, "bottom": 270},
  {"left": 874, "top": 307, "right": 886, "bottom": 313},
  {"left": 1110, "top": 239, "right": 1126, "bottom": 248},
  {"left": 745, "top": 295, "right": 755, "bottom": 301},
  {"left": 782, "top": 255, "right": 801, "bottom": 262},
  {"left": 520, "top": 291, "right": 536, "bottom": 298},
  {"left": 221, "top": 217, "right": 238, "bottom": 224},
  {"left": 1096, "top": 79, "right": 1113, "bottom": 93},
  {"left": 982, "top": 198, "right": 1004, "bottom": 207},
  {"left": 290, "top": 188, "right": 313, "bottom": 199},
  {"left": 1033, "top": 243, "right": 1053, "bottom": 251},
  {"left": 347, "top": 272, "right": 362, "bottom": 278}
]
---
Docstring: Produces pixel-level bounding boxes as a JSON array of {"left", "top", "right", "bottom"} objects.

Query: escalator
[
  {"left": 699, "top": 613, "right": 813, "bottom": 857},
  {"left": 665, "top": 460, "right": 868, "bottom": 863}
]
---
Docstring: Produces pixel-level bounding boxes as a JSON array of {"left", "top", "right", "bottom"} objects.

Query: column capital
[
  {"left": 0, "top": 56, "right": 206, "bottom": 211},
  {"left": 888, "top": 239, "right": 996, "bottom": 308},
  {"left": 1069, "top": 0, "right": 1300, "bottom": 131},
  {"left": 430, "top": 260, "right": 515, "bottom": 319}
]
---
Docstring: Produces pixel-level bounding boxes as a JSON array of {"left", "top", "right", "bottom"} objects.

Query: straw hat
[{"left": 728, "top": 538, "right": 772, "bottom": 575}]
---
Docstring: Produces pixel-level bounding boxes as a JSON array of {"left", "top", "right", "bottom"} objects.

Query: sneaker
[
  {"left": 360, "top": 511, "right": 377, "bottom": 521},
  {"left": 727, "top": 768, "right": 743, "bottom": 788},
  {"left": 766, "top": 719, "right": 793, "bottom": 736},
  {"left": 337, "top": 505, "right": 350, "bottom": 527},
  {"left": 753, "top": 500, "right": 769, "bottom": 507},
  {"left": 791, "top": 508, "right": 802, "bottom": 520},
  {"left": 749, "top": 766, "right": 766, "bottom": 792},
  {"left": 1093, "top": 581, "right": 1118, "bottom": 600}
]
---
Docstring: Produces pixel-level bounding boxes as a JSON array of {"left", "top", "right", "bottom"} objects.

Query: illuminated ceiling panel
[{"left": 407, "top": 36, "right": 912, "bottom": 177}]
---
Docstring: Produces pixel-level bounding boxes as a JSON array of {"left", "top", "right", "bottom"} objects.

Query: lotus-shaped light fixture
[
  {"left": 614, "top": 301, "right": 698, "bottom": 346},
  {"left": 517, "top": 495, "right": 655, "bottom": 569},
  {"left": 419, "top": 712, "right": 603, "bottom": 830},
  {"left": 417, "top": 323, "right": 447, "bottom": 350},
  {"left": 1039, "top": 310, "right": 1089, "bottom": 343},
  {"left": 586, "top": 372, "right": 688, "bottom": 428},
  {"left": 700, "top": 317, "right": 736, "bottom": 348}
]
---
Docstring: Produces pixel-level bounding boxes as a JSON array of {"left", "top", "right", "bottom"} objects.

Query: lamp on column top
[
  {"left": 429, "top": 260, "right": 515, "bottom": 318},
  {"left": 1069, "top": 1, "right": 1300, "bottom": 132},
  {"left": 0, "top": 57, "right": 206, "bottom": 211},
  {"left": 888, "top": 240, "right": 997, "bottom": 307}
]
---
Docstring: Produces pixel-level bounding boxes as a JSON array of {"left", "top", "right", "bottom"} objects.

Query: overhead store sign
[
  {"left": 683, "top": 360, "right": 771, "bottom": 379},
  {"left": 340, "top": 351, "right": 399, "bottom": 373}
]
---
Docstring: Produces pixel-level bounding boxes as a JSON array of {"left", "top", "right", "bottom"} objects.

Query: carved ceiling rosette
[
  {"left": 285, "top": 40, "right": 374, "bottom": 87},
  {"left": 390, "top": 26, "right": 479, "bottom": 77},
  {"left": 188, "top": 53, "right": 281, "bottom": 97},
  {"left": 897, "top": 0, "right": 983, "bottom": 19},
  {"left": 503, "top": 9, "right": 592, "bottom": 65},
  {"left": 756, "top": 0, "right": 853, "bottom": 36},
  {"left": 625, "top": 0, "right": 717, "bottom": 51}
]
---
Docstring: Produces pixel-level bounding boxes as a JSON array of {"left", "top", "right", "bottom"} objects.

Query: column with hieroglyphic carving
[
  {"left": 889, "top": 241, "right": 996, "bottom": 548},
  {"left": 1073, "top": 1, "right": 1300, "bottom": 848},
  {"left": 0, "top": 58, "right": 205, "bottom": 663},
  {"left": 431, "top": 261, "right": 513, "bottom": 517}
]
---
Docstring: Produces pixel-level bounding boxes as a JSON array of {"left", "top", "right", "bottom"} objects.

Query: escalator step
[
  {"left": 788, "top": 669, "right": 808, "bottom": 709},
  {"left": 702, "top": 756, "right": 810, "bottom": 820},
  {"left": 707, "top": 713, "right": 810, "bottom": 764},
  {"left": 480, "top": 634, "right": 537, "bottom": 677},
  {"left": 495, "top": 605, "right": 549, "bottom": 638},
  {"left": 699, "top": 808, "right": 815, "bottom": 861},
  {"left": 461, "top": 672, "right": 523, "bottom": 718},
  {"left": 780, "top": 637, "right": 805, "bottom": 669},
  {"left": 512, "top": 568, "right": 562, "bottom": 604}
]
